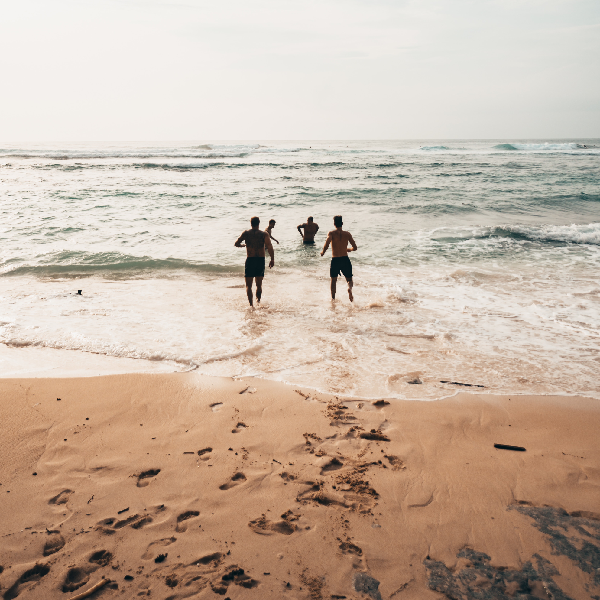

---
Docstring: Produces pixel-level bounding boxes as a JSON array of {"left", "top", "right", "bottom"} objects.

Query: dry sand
[{"left": 0, "top": 373, "right": 599, "bottom": 600}]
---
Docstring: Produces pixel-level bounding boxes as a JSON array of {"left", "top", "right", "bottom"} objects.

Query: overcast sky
[{"left": 1, "top": 0, "right": 599, "bottom": 140}]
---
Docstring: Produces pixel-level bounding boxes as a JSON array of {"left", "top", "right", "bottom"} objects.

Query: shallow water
[{"left": 1, "top": 140, "right": 599, "bottom": 398}]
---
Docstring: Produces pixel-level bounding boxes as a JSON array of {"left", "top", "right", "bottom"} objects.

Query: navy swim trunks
[
  {"left": 245, "top": 257, "right": 265, "bottom": 278},
  {"left": 330, "top": 256, "right": 353, "bottom": 279}
]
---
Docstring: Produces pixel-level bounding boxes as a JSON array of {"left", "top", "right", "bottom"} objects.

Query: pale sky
[{"left": 1, "top": 0, "right": 599, "bottom": 140}]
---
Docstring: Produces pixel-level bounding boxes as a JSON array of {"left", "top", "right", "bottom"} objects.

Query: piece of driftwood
[
  {"left": 494, "top": 443, "right": 526, "bottom": 452},
  {"left": 440, "top": 381, "right": 484, "bottom": 388},
  {"left": 68, "top": 578, "right": 108, "bottom": 600}
]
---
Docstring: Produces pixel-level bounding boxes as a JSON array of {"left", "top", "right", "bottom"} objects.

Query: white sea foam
[{"left": 1, "top": 140, "right": 599, "bottom": 399}]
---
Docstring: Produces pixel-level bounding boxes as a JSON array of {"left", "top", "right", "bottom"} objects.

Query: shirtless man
[
  {"left": 265, "top": 219, "right": 279, "bottom": 245},
  {"left": 235, "top": 216, "right": 275, "bottom": 307},
  {"left": 297, "top": 216, "right": 319, "bottom": 244},
  {"left": 320, "top": 215, "right": 357, "bottom": 302}
]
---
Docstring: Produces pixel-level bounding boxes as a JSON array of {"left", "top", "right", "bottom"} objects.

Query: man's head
[
  {"left": 269, "top": 219, "right": 276, "bottom": 226},
  {"left": 250, "top": 216, "right": 260, "bottom": 228},
  {"left": 308, "top": 216, "right": 314, "bottom": 223},
  {"left": 333, "top": 215, "right": 343, "bottom": 228}
]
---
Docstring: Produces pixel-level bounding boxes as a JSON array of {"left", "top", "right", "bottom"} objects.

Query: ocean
[{"left": 1, "top": 140, "right": 599, "bottom": 399}]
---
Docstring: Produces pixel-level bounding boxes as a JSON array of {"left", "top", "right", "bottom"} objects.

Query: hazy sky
[{"left": 1, "top": 0, "right": 599, "bottom": 140}]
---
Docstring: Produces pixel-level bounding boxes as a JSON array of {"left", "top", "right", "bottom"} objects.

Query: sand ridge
[{"left": 0, "top": 373, "right": 599, "bottom": 599}]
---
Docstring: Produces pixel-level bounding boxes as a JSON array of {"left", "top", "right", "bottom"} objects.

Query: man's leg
[
  {"left": 330, "top": 277, "right": 337, "bottom": 300},
  {"left": 346, "top": 277, "right": 354, "bottom": 302},
  {"left": 245, "top": 277, "right": 254, "bottom": 306},
  {"left": 255, "top": 277, "right": 263, "bottom": 303}
]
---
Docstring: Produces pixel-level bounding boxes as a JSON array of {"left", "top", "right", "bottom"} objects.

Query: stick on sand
[{"left": 68, "top": 578, "right": 108, "bottom": 600}]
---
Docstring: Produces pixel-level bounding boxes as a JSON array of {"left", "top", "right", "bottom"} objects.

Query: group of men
[{"left": 234, "top": 215, "right": 357, "bottom": 307}]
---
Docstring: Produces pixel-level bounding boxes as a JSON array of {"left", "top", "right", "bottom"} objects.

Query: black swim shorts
[
  {"left": 330, "top": 256, "right": 353, "bottom": 279},
  {"left": 303, "top": 240, "right": 315, "bottom": 245},
  {"left": 245, "top": 257, "right": 265, "bottom": 278}
]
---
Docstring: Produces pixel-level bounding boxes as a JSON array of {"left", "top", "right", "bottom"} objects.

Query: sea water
[{"left": 1, "top": 140, "right": 599, "bottom": 399}]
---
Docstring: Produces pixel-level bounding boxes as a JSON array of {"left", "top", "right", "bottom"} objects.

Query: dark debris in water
[{"left": 424, "top": 505, "right": 600, "bottom": 599}]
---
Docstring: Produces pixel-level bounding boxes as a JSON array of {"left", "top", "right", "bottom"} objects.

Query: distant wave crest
[{"left": 1, "top": 251, "right": 239, "bottom": 277}]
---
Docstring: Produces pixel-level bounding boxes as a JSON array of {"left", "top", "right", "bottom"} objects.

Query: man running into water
[
  {"left": 297, "top": 216, "right": 319, "bottom": 244},
  {"left": 265, "top": 219, "right": 279, "bottom": 244},
  {"left": 235, "top": 216, "right": 275, "bottom": 307},
  {"left": 321, "top": 215, "right": 357, "bottom": 302}
]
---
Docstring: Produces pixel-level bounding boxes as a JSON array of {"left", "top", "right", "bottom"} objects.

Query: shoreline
[{"left": 1, "top": 372, "right": 599, "bottom": 599}]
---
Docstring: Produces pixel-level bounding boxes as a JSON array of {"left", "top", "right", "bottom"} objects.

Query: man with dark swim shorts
[
  {"left": 320, "top": 215, "right": 357, "bottom": 302},
  {"left": 297, "top": 216, "right": 319, "bottom": 244},
  {"left": 235, "top": 216, "right": 275, "bottom": 307}
]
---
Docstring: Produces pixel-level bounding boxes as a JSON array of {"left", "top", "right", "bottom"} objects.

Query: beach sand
[{"left": 0, "top": 373, "right": 599, "bottom": 599}]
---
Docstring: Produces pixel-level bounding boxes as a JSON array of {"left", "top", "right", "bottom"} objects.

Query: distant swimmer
[
  {"left": 320, "top": 215, "right": 357, "bottom": 302},
  {"left": 265, "top": 219, "right": 279, "bottom": 244},
  {"left": 235, "top": 216, "right": 275, "bottom": 307},
  {"left": 297, "top": 216, "right": 319, "bottom": 244}
]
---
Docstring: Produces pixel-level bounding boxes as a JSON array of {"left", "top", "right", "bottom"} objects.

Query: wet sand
[{"left": 0, "top": 373, "right": 599, "bottom": 599}]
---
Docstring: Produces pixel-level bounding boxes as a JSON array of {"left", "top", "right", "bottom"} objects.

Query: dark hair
[
  {"left": 308, "top": 216, "right": 313, "bottom": 222},
  {"left": 269, "top": 219, "right": 276, "bottom": 225},
  {"left": 333, "top": 215, "right": 343, "bottom": 227},
  {"left": 250, "top": 216, "right": 260, "bottom": 227}
]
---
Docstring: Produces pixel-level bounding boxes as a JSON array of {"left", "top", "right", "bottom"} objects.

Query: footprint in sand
[
  {"left": 210, "top": 402, "right": 223, "bottom": 412},
  {"left": 319, "top": 457, "right": 344, "bottom": 474},
  {"left": 95, "top": 513, "right": 153, "bottom": 534},
  {"left": 248, "top": 510, "right": 300, "bottom": 536},
  {"left": 62, "top": 567, "right": 90, "bottom": 593},
  {"left": 189, "top": 552, "right": 223, "bottom": 568},
  {"left": 231, "top": 422, "right": 247, "bottom": 434},
  {"left": 3, "top": 564, "right": 50, "bottom": 600},
  {"left": 219, "top": 472, "right": 247, "bottom": 490},
  {"left": 89, "top": 550, "right": 113, "bottom": 567},
  {"left": 176, "top": 510, "right": 200, "bottom": 532},
  {"left": 384, "top": 455, "right": 405, "bottom": 471},
  {"left": 198, "top": 447, "right": 212, "bottom": 461},
  {"left": 136, "top": 468, "right": 161, "bottom": 487},
  {"left": 142, "top": 537, "right": 177, "bottom": 560},
  {"left": 48, "top": 489, "right": 73, "bottom": 505},
  {"left": 43, "top": 532, "right": 65, "bottom": 556},
  {"left": 339, "top": 539, "right": 363, "bottom": 556}
]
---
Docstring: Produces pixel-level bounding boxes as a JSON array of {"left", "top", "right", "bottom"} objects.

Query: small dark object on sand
[
  {"left": 198, "top": 447, "right": 212, "bottom": 456},
  {"left": 124, "top": 575, "right": 134, "bottom": 581},
  {"left": 372, "top": 400, "right": 390, "bottom": 406},
  {"left": 440, "top": 380, "right": 484, "bottom": 388},
  {"left": 33, "top": 472, "right": 37, "bottom": 476},
  {"left": 407, "top": 378, "right": 422, "bottom": 384},
  {"left": 117, "top": 507, "right": 129, "bottom": 514},
  {"left": 183, "top": 452, "right": 195, "bottom": 455},
  {"left": 57, "top": 398, "right": 61, "bottom": 401},
  {"left": 77, "top": 290, "right": 82, "bottom": 295},
  {"left": 494, "top": 443, "right": 526, "bottom": 452},
  {"left": 154, "top": 554, "right": 167, "bottom": 563}
]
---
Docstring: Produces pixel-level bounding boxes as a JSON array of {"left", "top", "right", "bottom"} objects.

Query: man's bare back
[
  {"left": 324, "top": 229, "right": 357, "bottom": 257},
  {"left": 236, "top": 228, "right": 272, "bottom": 258},
  {"left": 298, "top": 217, "right": 319, "bottom": 243},
  {"left": 321, "top": 216, "right": 357, "bottom": 302}
]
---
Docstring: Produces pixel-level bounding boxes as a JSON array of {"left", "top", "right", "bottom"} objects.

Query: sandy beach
[{"left": 1, "top": 373, "right": 598, "bottom": 599}]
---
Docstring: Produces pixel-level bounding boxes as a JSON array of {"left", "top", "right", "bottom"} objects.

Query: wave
[
  {"left": 420, "top": 146, "right": 451, "bottom": 151},
  {"left": 493, "top": 142, "right": 590, "bottom": 152},
  {"left": 0, "top": 251, "right": 240, "bottom": 277},
  {"left": 433, "top": 223, "right": 600, "bottom": 246}
]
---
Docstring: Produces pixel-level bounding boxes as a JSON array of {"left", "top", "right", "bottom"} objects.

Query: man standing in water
[
  {"left": 235, "top": 216, "right": 275, "bottom": 307},
  {"left": 321, "top": 215, "right": 357, "bottom": 302},
  {"left": 297, "top": 216, "right": 319, "bottom": 244}
]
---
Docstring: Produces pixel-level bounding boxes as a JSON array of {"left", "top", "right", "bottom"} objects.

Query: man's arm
[
  {"left": 320, "top": 232, "right": 332, "bottom": 256},
  {"left": 270, "top": 234, "right": 279, "bottom": 244},
  {"left": 234, "top": 231, "right": 247, "bottom": 247},
  {"left": 265, "top": 232, "right": 275, "bottom": 268},
  {"left": 315, "top": 224, "right": 319, "bottom": 233},
  {"left": 347, "top": 233, "right": 357, "bottom": 252},
  {"left": 297, "top": 224, "right": 305, "bottom": 237}
]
